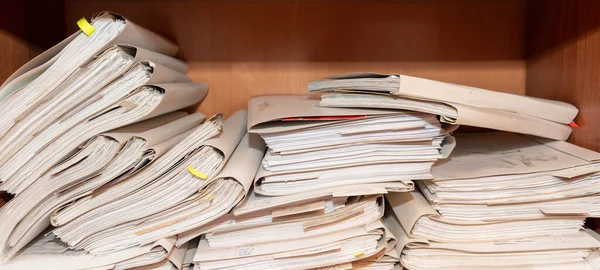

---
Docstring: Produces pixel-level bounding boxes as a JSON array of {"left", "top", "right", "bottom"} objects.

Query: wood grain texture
[
  {"left": 64, "top": 0, "right": 526, "bottom": 117},
  {"left": 0, "top": 30, "right": 41, "bottom": 85},
  {"left": 0, "top": 0, "right": 65, "bottom": 49},
  {"left": 526, "top": 0, "right": 600, "bottom": 151}
]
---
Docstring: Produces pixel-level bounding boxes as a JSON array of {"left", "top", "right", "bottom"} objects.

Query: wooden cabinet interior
[
  {"left": 0, "top": 0, "right": 599, "bottom": 213},
  {"left": 61, "top": 0, "right": 527, "bottom": 119}
]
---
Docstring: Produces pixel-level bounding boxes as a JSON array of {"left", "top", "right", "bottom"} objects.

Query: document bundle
[
  {"left": 2, "top": 16, "right": 600, "bottom": 270},
  {"left": 181, "top": 190, "right": 399, "bottom": 270},
  {"left": 387, "top": 131, "right": 600, "bottom": 270},
  {"left": 49, "top": 111, "right": 249, "bottom": 254},
  {"left": 0, "top": 11, "right": 216, "bottom": 269},
  {"left": 0, "top": 112, "right": 204, "bottom": 258},
  {"left": 3, "top": 233, "right": 181, "bottom": 270},
  {"left": 248, "top": 95, "right": 456, "bottom": 197},
  {"left": 309, "top": 73, "right": 578, "bottom": 140}
]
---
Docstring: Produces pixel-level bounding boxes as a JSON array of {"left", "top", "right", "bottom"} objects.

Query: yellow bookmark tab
[
  {"left": 353, "top": 251, "right": 364, "bottom": 258},
  {"left": 77, "top": 17, "right": 95, "bottom": 36},
  {"left": 209, "top": 194, "right": 215, "bottom": 202},
  {"left": 187, "top": 165, "right": 207, "bottom": 179}
]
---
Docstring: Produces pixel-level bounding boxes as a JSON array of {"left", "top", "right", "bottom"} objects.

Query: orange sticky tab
[{"left": 570, "top": 121, "right": 580, "bottom": 128}]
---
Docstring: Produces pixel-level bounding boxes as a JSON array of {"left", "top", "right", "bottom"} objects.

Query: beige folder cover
[
  {"left": 73, "top": 112, "right": 246, "bottom": 248},
  {"left": 0, "top": 45, "right": 190, "bottom": 148},
  {"left": 26, "top": 60, "right": 191, "bottom": 143},
  {"left": 98, "top": 44, "right": 188, "bottom": 74},
  {"left": 51, "top": 113, "right": 204, "bottom": 198},
  {"left": 432, "top": 132, "right": 600, "bottom": 181},
  {"left": 132, "top": 82, "right": 208, "bottom": 122},
  {"left": 309, "top": 73, "right": 578, "bottom": 125},
  {"left": 247, "top": 95, "right": 402, "bottom": 134},
  {"left": 233, "top": 184, "right": 395, "bottom": 217},
  {"left": 0, "top": 11, "right": 178, "bottom": 102},
  {"left": 230, "top": 194, "right": 385, "bottom": 234},
  {"left": 92, "top": 11, "right": 178, "bottom": 56},
  {"left": 203, "top": 110, "right": 248, "bottom": 163},
  {"left": 54, "top": 111, "right": 189, "bottom": 175},
  {"left": 209, "top": 132, "right": 266, "bottom": 196},
  {"left": 101, "top": 111, "right": 189, "bottom": 144},
  {"left": 253, "top": 166, "right": 415, "bottom": 196},
  {"left": 36, "top": 82, "right": 206, "bottom": 172},
  {"left": 194, "top": 220, "right": 388, "bottom": 262},
  {"left": 0, "top": 113, "right": 199, "bottom": 258},
  {"left": 384, "top": 209, "right": 600, "bottom": 257},
  {"left": 100, "top": 112, "right": 205, "bottom": 180},
  {"left": 386, "top": 190, "right": 587, "bottom": 240},
  {"left": 0, "top": 235, "right": 176, "bottom": 270},
  {"left": 317, "top": 92, "right": 571, "bottom": 140},
  {"left": 158, "top": 132, "right": 266, "bottom": 245},
  {"left": 447, "top": 102, "right": 571, "bottom": 141},
  {"left": 133, "top": 112, "right": 205, "bottom": 153}
]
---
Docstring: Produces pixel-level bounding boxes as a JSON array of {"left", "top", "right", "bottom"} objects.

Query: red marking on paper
[{"left": 281, "top": 115, "right": 367, "bottom": 121}]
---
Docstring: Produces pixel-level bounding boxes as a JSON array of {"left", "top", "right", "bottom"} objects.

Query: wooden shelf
[
  {"left": 527, "top": 0, "right": 600, "bottom": 152},
  {"left": 0, "top": 0, "right": 598, "bottom": 150},
  {"left": 63, "top": 0, "right": 527, "bottom": 118}
]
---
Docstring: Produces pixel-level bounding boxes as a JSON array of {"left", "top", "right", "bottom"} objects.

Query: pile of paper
[
  {"left": 309, "top": 73, "right": 578, "bottom": 140},
  {"left": 248, "top": 95, "right": 456, "bottom": 196},
  {"left": 0, "top": 11, "right": 216, "bottom": 268},
  {"left": 179, "top": 189, "right": 399, "bottom": 269},
  {"left": 48, "top": 111, "right": 252, "bottom": 254},
  {"left": 387, "top": 131, "right": 600, "bottom": 269},
  {"left": 3, "top": 20, "right": 600, "bottom": 270}
]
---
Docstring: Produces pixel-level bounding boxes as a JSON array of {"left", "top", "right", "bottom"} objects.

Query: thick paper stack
[
  {"left": 0, "top": 112, "right": 204, "bottom": 258},
  {"left": 0, "top": 11, "right": 213, "bottom": 269},
  {"left": 387, "top": 131, "right": 600, "bottom": 269},
  {"left": 49, "top": 112, "right": 253, "bottom": 254},
  {"left": 248, "top": 95, "right": 456, "bottom": 196},
  {"left": 181, "top": 189, "right": 400, "bottom": 269},
  {"left": 309, "top": 73, "right": 578, "bottom": 140}
]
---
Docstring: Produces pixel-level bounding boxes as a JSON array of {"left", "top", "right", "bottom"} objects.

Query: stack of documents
[
  {"left": 182, "top": 189, "right": 399, "bottom": 270},
  {"left": 384, "top": 207, "right": 600, "bottom": 270},
  {"left": 385, "top": 131, "right": 600, "bottom": 269},
  {"left": 50, "top": 111, "right": 261, "bottom": 256},
  {"left": 248, "top": 95, "right": 456, "bottom": 196},
  {"left": 309, "top": 73, "right": 579, "bottom": 140},
  {"left": 0, "top": 112, "right": 204, "bottom": 259},
  {"left": 0, "top": 11, "right": 212, "bottom": 268},
  {"left": 1, "top": 233, "right": 180, "bottom": 270},
  {"left": 425, "top": 131, "right": 600, "bottom": 220}
]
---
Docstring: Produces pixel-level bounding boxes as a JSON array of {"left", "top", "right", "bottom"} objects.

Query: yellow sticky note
[
  {"left": 187, "top": 166, "right": 207, "bottom": 179},
  {"left": 77, "top": 17, "right": 95, "bottom": 36},
  {"left": 209, "top": 194, "right": 215, "bottom": 201},
  {"left": 353, "top": 251, "right": 364, "bottom": 258}
]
